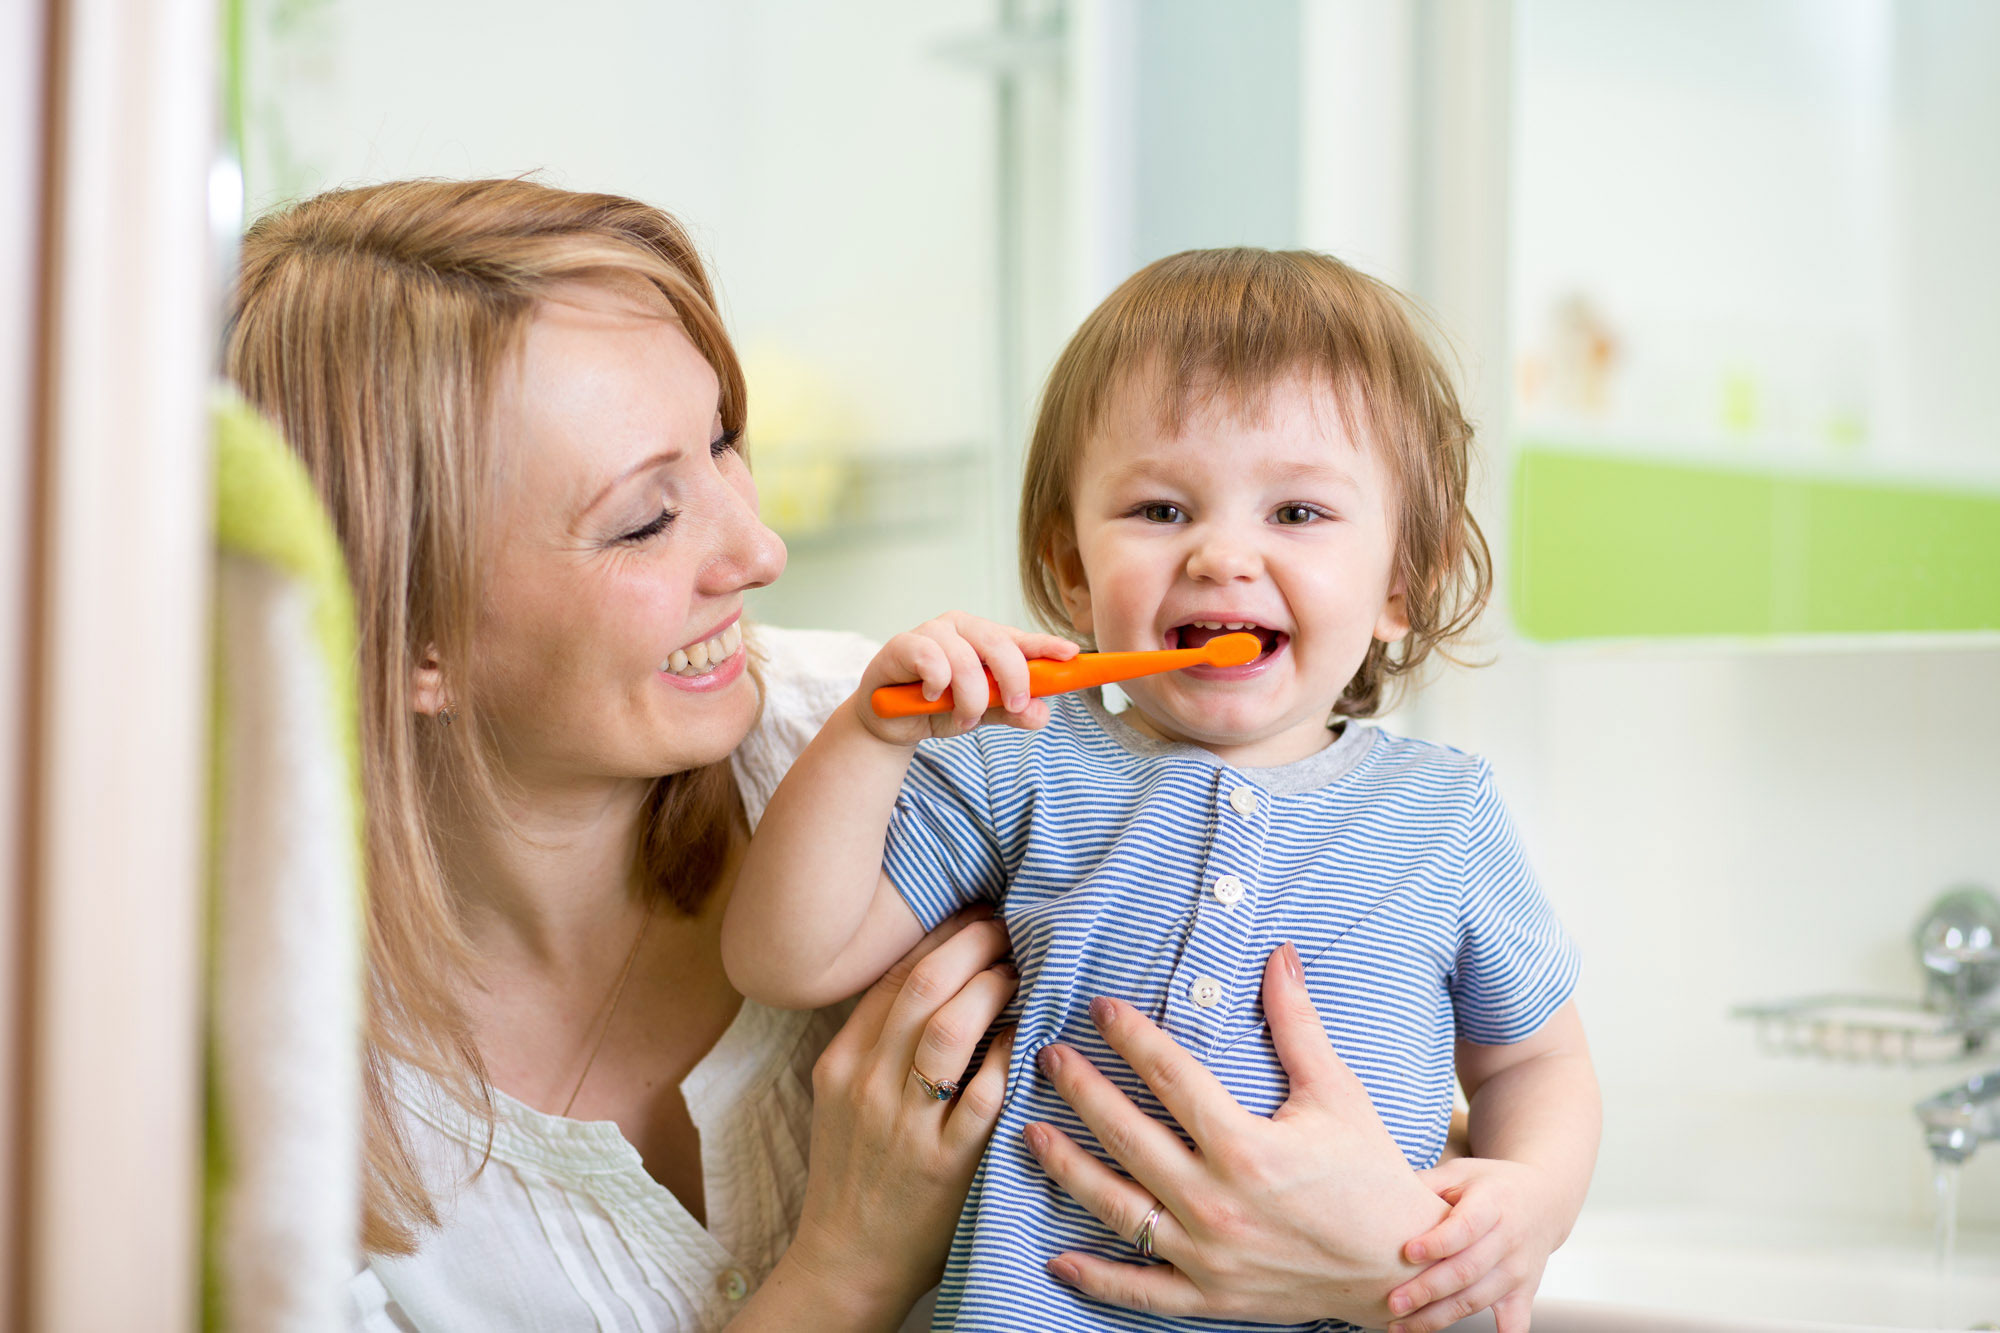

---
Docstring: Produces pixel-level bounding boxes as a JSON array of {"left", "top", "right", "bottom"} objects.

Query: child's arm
[
  {"left": 1383, "top": 1001, "right": 1599, "bottom": 1333},
  {"left": 721, "top": 614, "right": 1077, "bottom": 1010}
]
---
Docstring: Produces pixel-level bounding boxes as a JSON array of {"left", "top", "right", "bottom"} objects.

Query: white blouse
[{"left": 350, "top": 627, "right": 907, "bottom": 1332}]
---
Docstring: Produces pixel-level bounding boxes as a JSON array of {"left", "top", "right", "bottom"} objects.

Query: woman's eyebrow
[{"left": 583, "top": 447, "right": 683, "bottom": 514}]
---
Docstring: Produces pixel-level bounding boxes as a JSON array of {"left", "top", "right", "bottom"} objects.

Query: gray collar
[{"left": 1078, "top": 689, "right": 1377, "bottom": 796}]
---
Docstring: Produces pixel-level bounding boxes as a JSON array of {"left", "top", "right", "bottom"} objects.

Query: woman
[{"left": 224, "top": 178, "right": 1456, "bottom": 1330}]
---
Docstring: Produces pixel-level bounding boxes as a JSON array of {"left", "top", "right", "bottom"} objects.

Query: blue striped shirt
[{"left": 882, "top": 690, "right": 1578, "bottom": 1332}]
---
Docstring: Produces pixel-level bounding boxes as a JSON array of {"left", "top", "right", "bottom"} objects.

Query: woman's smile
[{"left": 660, "top": 616, "right": 747, "bottom": 689}]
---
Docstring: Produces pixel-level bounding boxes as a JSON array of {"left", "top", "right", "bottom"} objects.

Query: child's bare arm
[
  {"left": 721, "top": 614, "right": 1076, "bottom": 1010},
  {"left": 1384, "top": 1001, "right": 1599, "bottom": 1333}
]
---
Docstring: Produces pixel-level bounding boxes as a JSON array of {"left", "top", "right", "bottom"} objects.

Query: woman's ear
[
  {"left": 1047, "top": 525, "right": 1095, "bottom": 636},
  {"left": 411, "top": 646, "right": 453, "bottom": 718}
]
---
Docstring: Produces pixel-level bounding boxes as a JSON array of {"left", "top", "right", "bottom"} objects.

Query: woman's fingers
[
  {"left": 1044, "top": 1252, "right": 1207, "bottom": 1320},
  {"left": 1021, "top": 1120, "right": 1176, "bottom": 1260},
  {"left": 837, "top": 906, "right": 992, "bottom": 1054},
  {"left": 1086, "top": 997, "right": 1248, "bottom": 1152},
  {"left": 943, "top": 1024, "right": 1015, "bottom": 1154},
  {"left": 1261, "top": 942, "right": 1361, "bottom": 1115},
  {"left": 877, "top": 916, "right": 1011, "bottom": 1058},
  {"left": 908, "top": 963, "right": 1018, "bottom": 1101},
  {"left": 1036, "top": 1043, "right": 1197, "bottom": 1196}
]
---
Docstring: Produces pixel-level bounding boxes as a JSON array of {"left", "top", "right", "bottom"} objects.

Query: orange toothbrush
[{"left": 870, "top": 632, "right": 1262, "bottom": 719}]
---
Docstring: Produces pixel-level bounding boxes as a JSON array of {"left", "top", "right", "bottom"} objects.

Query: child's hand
[
  {"left": 1384, "top": 1157, "right": 1568, "bottom": 1333},
  {"left": 855, "top": 612, "right": 1078, "bottom": 745}
]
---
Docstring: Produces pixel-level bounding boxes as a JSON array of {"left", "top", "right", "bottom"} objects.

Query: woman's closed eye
[
  {"left": 615, "top": 506, "right": 679, "bottom": 544},
  {"left": 611, "top": 430, "right": 741, "bottom": 545}
]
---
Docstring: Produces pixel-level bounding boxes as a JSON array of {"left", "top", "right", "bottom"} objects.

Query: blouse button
[
  {"left": 1211, "top": 875, "right": 1246, "bottom": 906},
  {"left": 1189, "top": 976, "right": 1224, "bottom": 1008},
  {"left": 721, "top": 1268, "right": 749, "bottom": 1301},
  {"left": 1228, "top": 785, "right": 1260, "bottom": 817}
]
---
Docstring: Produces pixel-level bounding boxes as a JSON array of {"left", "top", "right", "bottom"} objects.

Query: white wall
[{"left": 1411, "top": 0, "right": 2000, "bottom": 1234}]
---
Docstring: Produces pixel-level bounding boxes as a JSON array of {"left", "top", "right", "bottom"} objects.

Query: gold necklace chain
[{"left": 560, "top": 895, "right": 656, "bottom": 1119}]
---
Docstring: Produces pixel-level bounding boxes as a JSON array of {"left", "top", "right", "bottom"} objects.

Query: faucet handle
[{"left": 1914, "top": 885, "right": 2000, "bottom": 1015}]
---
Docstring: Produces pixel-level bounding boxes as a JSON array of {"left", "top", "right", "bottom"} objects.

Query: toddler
[{"left": 724, "top": 249, "right": 1598, "bottom": 1332}]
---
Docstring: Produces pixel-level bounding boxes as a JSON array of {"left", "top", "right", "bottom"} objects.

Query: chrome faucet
[{"left": 1917, "top": 1067, "right": 2000, "bottom": 1164}]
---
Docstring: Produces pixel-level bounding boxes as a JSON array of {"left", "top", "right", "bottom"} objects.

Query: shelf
[{"left": 1731, "top": 993, "right": 1998, "bottom": 1066}]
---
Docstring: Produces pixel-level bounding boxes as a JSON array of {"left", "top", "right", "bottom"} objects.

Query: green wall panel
[{"left": 1511, "top": 445, "right": 2000, "bottom": 641}]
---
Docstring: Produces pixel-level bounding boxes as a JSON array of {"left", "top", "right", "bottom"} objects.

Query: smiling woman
[{"left": 222, "top": 178, "right": 1025, "bottom": 1329}]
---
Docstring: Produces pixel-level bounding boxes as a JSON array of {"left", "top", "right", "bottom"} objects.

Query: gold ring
[{"left": 911, "top": 1067, "right": 960, "bottom": 1101}]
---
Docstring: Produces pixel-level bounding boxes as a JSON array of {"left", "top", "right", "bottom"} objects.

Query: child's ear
[
  {"left": 411, "top": 645, "right": 453, "bottom": 717},
  {"left": 1374, "top": 577, "right": 1411, "bottom": 646},
  {"left": 1047, "top": 524, "right": 1095, "bottom": 636}
]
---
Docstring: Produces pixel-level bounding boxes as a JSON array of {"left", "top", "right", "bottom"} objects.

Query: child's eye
[
  {"left": 1140, "top": 503, "right": 1186, "bottom": 524},
  {"left": 1273, "top": 503, "right": 1325, "bottom": 525}
]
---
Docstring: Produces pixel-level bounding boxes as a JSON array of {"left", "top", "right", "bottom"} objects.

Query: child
[{"left": 723, "top": 248, "right": 1598, "bottom": 1333}]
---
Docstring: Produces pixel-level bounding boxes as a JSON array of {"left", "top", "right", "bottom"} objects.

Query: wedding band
[
  {"left": 911, "top": 1067, "right": 960, "bottom": 1101},
  {"left": 1132, "top": 1202, "right": 1164, "bottom": 1260}
]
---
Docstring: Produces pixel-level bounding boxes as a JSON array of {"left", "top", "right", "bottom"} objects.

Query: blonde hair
[
  {"left": 225, "top": 178, "right": 755, "bottom": 1254},
  {"left": 1019, "top": 248, "right": 1492, "bottom": 716}
]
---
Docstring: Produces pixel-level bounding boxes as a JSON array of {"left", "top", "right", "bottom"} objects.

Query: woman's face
[{"left": 465, "top": 277, "right": 785, "bottom": 794}]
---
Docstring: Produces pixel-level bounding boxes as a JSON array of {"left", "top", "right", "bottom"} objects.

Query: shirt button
[
  {"left": 1189, "top": 976, "right": 1224, "bottom": 1008},
  {"left": 1229, "top": 785, "right": 1260, "bottom": 816},
  {"left": 721, "top": 1268, "right": 749, "bottom": 1301},
  {"left": 1211, "top": 875, "right": 1246, "bottom": 906}
]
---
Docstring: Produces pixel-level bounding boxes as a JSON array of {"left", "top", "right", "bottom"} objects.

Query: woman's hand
[
  {"left": 1025, "top": 942, "right": 1450, "bottom": 1327},
  {"left": 855, "top": 612, "right": 1077, "bottom": 745},
  {"left": 750, "top": 909, "right": 1016, "bottom": 1329},
  {"left": 1384, "top": 1157, "right": 1566, "bottom": 1333}
]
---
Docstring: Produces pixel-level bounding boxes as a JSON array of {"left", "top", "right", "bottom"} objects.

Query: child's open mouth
[{"left": 1166, "top": 620, "right": 1287, "bottom": 673}]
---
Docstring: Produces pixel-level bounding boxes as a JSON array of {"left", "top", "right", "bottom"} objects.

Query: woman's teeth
[{"left": 663, "top": 621, "right": 743, "bottom": 676}]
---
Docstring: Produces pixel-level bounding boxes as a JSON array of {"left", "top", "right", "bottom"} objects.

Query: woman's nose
[{"left": 702, "top": 475, "right": 787, "bottom": 594}]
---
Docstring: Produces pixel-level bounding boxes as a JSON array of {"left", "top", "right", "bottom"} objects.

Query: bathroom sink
[{"left": 1438, "top": 1208, "right": 2000, "bottom": 1331}]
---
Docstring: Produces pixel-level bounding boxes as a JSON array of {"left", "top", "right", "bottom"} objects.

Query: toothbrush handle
[{"left": 869, "top": 647, "right": 1214, "bottom": 718}]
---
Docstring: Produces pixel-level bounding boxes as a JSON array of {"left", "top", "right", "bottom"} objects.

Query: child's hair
[{"left": 1019, "top": 247, "right": 1493, "bottom": 717}]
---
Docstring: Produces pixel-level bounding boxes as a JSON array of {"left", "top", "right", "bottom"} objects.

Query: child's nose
[{"left": 1185, "top": 529, "right": 1261, "bottom": 583}]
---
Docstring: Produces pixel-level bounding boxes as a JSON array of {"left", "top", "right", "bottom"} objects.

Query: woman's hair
[
  {"left": 1018, "top": 247, "right": 1493, "bottom": 717},
  {"left": 224, "top": 177, "right": 754, "bottom": 1254}
]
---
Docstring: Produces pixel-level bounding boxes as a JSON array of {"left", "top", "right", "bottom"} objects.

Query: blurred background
[{"left": 5, "top": 0, "right": 1998, "bottom": 1328}]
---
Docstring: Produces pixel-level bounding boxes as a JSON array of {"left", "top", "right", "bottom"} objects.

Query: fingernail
[
  {"left": 1047, "top": 1257, "right": 1081, "bottom": 1286},
  {"left": 1037, "top": 1045, "right": 1063, "bottom": 1075},
  {"left": 1390, "top": 1293, "right": 1412, "bottom": 1314},
  {"left": 1024, "top": 1123, "right": 1048, "bottom": 1156},
  {"left": 1089, "top": 996, "right": 1115, "bottom": 1028},
  {"left": 1009, "top": 694, "right": 1029, "bottom": 712},
  {"left": 1407, "top": 1242, "right": 1426, "bottom": 1261},
  {"left": 1281, "top": 941, "right": 1304, "bottom": 983}
]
